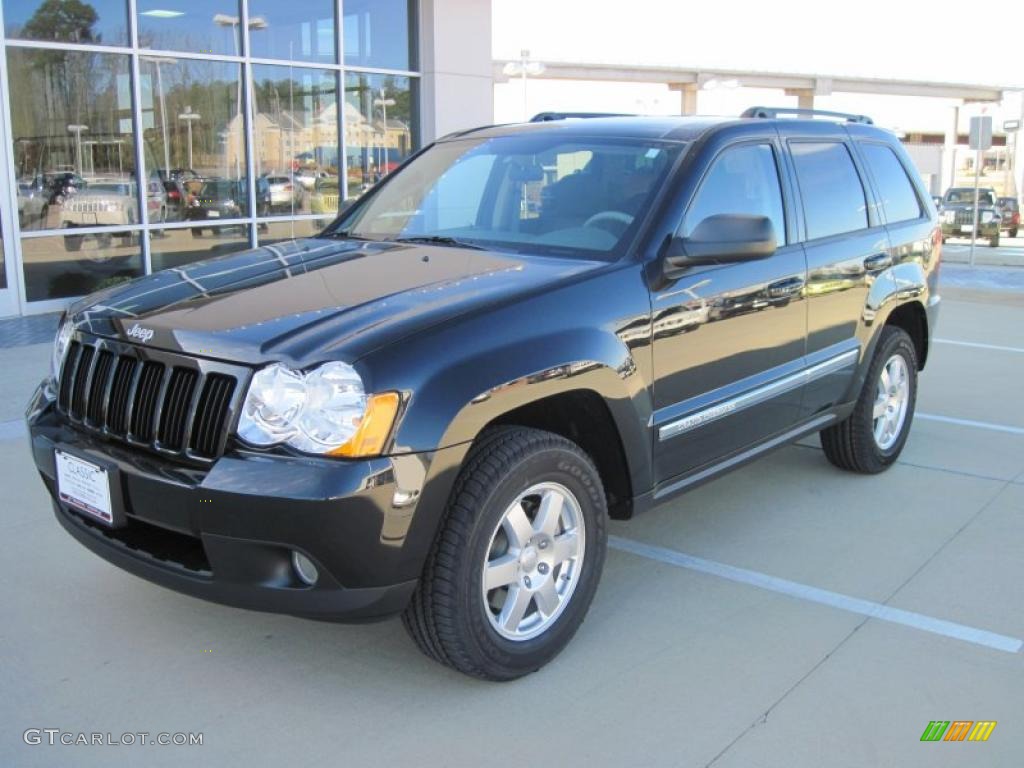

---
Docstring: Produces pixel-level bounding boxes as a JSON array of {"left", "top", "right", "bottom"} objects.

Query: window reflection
[
  {"left": 251, "top": 66, "right": 337, "bottom": 216},
  {"left": 344, "top": 73, "right": 416, "bottom": 201},
  {"left": 0, "top": 218, "right": 6, "bottom": 290},
  {"left": 138, "top": 57, "right": 246, "bottom": 220},
  {"left": 21, "top": 231, "right": 143, "bottom": 301},
  {"left": 137, "top": 1, "right": 241, "bottom": 56},
  {"left": 343, "top": 0, "right": 415, "bottom": 71},
  {"left": 246, "top": 1, "right": 336, "bottom": 63},
  {"left": 4, "top": 0, "right": 129, "bottom": 46},
  {"left": 8, "top": 48, "right": 137, "bottom": 232},
  {"left": 149, "top": 225, "right": 250, "bottom": 272}
]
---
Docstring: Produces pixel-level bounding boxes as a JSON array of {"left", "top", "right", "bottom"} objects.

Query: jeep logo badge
[{"left": 126, "top": 323, "right": 155, "bottom": 343}]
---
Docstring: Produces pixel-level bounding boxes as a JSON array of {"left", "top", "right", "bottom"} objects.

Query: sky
[{"left": 491, "top": 0, "right": 1024, "bottom": 132}]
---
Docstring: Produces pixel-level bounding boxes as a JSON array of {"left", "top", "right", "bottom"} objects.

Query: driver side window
[{"left": 682, "top": 143, "right": 786, "bottom": 245}]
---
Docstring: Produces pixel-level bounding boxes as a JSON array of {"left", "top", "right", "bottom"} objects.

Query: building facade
[{"left": 0, "top": 0, "right": 492, "bottom": 317}]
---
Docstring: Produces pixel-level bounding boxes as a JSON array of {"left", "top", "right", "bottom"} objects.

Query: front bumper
[
  {"left": 26, "top": 386, "right": 446, "bottom": 622},
  {"left": 941, "top": 220, "right": 999, "bottom": 237}
]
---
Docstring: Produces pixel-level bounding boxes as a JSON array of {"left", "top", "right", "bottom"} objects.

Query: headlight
[
  {"left": 51, "top": 316, "right": 75, "bottom": 382},
  {"left": 942, "top": 210, "right": 955, "bottom": 222},
  {"left": 981, "top": 211, "right": 995, "bottom": 223},
  {"left": 237, "top": 362, "right": 400, "bottom": 457}
]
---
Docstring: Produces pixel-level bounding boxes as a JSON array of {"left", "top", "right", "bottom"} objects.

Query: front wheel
[
  {"left": 820, "top": 326, "right": 918, "bottom": 473},
  {"left": 403, "top": 427, "right": 607, "bottom": 680},
  {"left": 1010, "top": 228, "right": 1018, "bottom": 238},
  {"left": 989, "top": 235, "right": 1000, "bottom": 247}
]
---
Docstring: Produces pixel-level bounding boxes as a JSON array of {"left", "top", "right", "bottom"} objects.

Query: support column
[
  {"left": 418, "top": 0, "right": 494, "bottom": 143},
  {"left": 786, "top": 88, "right": 814, "bottom": 110},
  {"left": 669, "top": 83, "right": 699, "bottom": 115},
  {"left": 941, "top": 104, "right": 960, "bottom": 195}
]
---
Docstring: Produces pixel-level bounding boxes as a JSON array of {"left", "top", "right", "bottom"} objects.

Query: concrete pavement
[{"left": 1, "top": 288, "right": 1022, "bottom": 767}]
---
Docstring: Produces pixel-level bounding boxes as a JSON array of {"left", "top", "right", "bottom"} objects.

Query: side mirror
[{"left": 664, "top": 214, "right": 777, "bottom": 274}]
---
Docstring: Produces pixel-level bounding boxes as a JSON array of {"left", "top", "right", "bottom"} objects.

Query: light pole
[
  {"left": 67, "top": 124, "right": 88, "bottom": 174},
  {"left": 213, "top": 14, "right": 268, "bottom": 179},
  {"left": 178, "top": 106, "right": 201, "bottom": 169},
  {"left": 374, "top": 88, "right": 396, "bottom": 176},
  {"left": 503, "top": 49, "right": 545, "bottom": 121},
  {"left": 141, "top": 55, "right": 177, "bottom": 174}
]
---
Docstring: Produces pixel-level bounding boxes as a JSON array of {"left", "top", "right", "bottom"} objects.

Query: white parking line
[
  {"left": 916, "top": 413, "right": 1024, "bottom": 436},
  {"left": 934, "top": 338, "right": 1024, "bottom": 354},
  {"left": 609, "top": 536, "right": 1023, "bottom": 654}
]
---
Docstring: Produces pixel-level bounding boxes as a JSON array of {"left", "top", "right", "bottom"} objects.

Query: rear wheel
[
  {"left": 989, "top": 234, "right": 1000, "bottom": 247},
  {"left": 1010, "top": 228, "right": 1018, "bottom": 238},
  {"left": 403, "top": 426, "right": 607, "bottom": 681},
  {"left": 820, "top": 326, "right": 917, "bottom": 474}
]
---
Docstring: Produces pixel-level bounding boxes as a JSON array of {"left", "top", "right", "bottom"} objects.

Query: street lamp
[
  {"left": 178, "top": 106, "right": 201, "bottom": 170},
  {"left": 67, "top": 124, "right": 89, "bottom": 174},
  {"left": 213, "top": 15, "right": 267, "bottom": 180},
  {"left": 141, "top": 55, "right": 177, "bottom": 175},
  {"left": 503, "top": 49, "right": 545, "bottom": 121},
  {"left": 373, "top": 88, "right": 396, "bottom": 177}
]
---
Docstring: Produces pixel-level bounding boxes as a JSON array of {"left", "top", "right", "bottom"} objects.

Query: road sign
[
  {"left": 1004, "top": 119, "right": 1021, "bottom": 133},
  {"left": 969, "top": 116, "right": 993, "bottom": 150}
]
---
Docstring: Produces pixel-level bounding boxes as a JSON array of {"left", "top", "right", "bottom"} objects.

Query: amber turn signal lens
[{"left": 329, "top": 392, "right": 401, "bottom": 458}]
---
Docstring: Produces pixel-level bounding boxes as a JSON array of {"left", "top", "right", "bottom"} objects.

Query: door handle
[{"left": 863, "top": 253, "right": 892, "bottom": 271}]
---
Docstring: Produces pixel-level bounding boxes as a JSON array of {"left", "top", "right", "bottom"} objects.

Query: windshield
[
  {"left": 330, "top": 134, "right": 684, "bottom": 257},
  {"left": 87, "top": 183, "right": 131, "bottom": 196},
  {"left": 201, "top": 181, "right": 235, "bottom": 198},
  {"left": 945, "top": 188, "right": 994, "bottom": 205}
]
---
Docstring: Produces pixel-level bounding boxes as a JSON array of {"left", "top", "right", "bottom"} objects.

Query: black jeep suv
[{"left": 28, "top": 108, "right": 940, "bottom": 680}]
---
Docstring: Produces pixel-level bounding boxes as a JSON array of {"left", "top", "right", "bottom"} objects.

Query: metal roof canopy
[{"left": 493, "top": 60, "right": 1010, "bottom": 102}]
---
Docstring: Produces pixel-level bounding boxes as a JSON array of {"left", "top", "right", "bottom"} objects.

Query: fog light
[{"left": 292, "top": 551, "right": 319, "bottom": 586}]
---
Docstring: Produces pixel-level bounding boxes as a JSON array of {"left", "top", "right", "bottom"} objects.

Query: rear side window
[
  {"left": 682, "top": 143, "right": 786, "bottom": 245},
  {"left": 790, "top": 142, "right": 868, "bottom": 240},
  {"left": 859, "top": 143, "right": 922, "bottom": 223}
]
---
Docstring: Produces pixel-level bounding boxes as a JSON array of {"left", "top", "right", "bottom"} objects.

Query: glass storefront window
[
  {"left": 344, "top": 72, "right": 415, "bottom": 201},
  {"left": 4, "top": 0, "right": 129, "bottom": 47},
  {"left": 257, "top": 217, "right": 324, "bottom": 245},
  {"left": 246, "top": 1, "right": 336, "bottom": 64},
  {"left": 138, "top": 57, "right": 247, "bottom": 220},
  {"left": 21, "top": 231, "right": 143, "bottom": 301},
  {"left": 149, "top": 225, "right": 250, "bottom": 272},
  {"left": 8, "top": 48, "right": 137, "bottom": 232},
  {"left": 137, "top": 1, "right": 241, "bottom": 56},
  {"left": 0, "top": 219, "right": 6, "bottom": 290},
  {"left": 343, "top": 0, "right": 415, "bottom": 71},
  {"left": 251, "top": 65, "right": 337, "bottom": 216}
]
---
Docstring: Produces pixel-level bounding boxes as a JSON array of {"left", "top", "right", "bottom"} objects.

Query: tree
[{"left": 22, "top": 0, "right": 99, "bottom": 44}]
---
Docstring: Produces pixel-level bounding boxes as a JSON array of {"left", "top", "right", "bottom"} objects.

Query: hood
[{"left": 70, "top": 237, "right": 604, "bottom": 366}]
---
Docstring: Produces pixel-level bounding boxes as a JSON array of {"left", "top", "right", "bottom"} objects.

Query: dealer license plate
[{"left": 56, "top": 450, "right": 114, "bottom": 526}]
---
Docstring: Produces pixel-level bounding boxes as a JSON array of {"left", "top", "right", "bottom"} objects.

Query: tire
[
  {"left": 989, "top": 235, "right": 1000, "bottom": 247},
  {"left": 1010, "top": 228, "right": 1018, "bottom": 238},
  {"left": 820, "top": 326, "right": 918, "bottom": 474},
  {"left": 191, "top": 228, "right": 203, "bottom": 237},
  {"left": 64, "top": 235, "right": 83, "bottom": 252},
  {"left": 402, "top": 426, "right": 607, "bottom": 681}
]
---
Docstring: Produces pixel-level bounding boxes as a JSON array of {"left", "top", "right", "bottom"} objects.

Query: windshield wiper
[
  {"left": 390, "top": 235, "right": 487, "bottom": 250},
  {"left": 323, "top": 230, "right": 376, "bottom": 241}
]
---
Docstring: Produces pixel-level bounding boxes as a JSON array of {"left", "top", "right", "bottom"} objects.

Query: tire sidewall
[
  {"left": 458, "top": 445, "right": 607, "bottom": 675},
  {"left": 863, "top": 329, "right": 918, "bottom": 465}
]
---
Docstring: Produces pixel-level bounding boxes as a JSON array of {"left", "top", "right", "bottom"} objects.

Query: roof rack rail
[
  {"left": 530, "top": 112, "right": 634, "bottom": 122},
  {"left": 741, "top": 106, "right": 874, "bottom": 125}
]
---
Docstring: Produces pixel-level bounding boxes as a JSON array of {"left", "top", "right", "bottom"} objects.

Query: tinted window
[
  {"left": 682, "top": 143, "right": 786, "bottom": 245},
  {"left": 860, "top": 144, "right": 922, "bottom": 223},
  {"left": 790, "top": 142, "right": 868, "bottom": 240}
]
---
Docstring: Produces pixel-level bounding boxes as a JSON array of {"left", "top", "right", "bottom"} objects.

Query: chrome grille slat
[
  {"left": 85, "top": 350, "right": 115, "bottom": 426},
  {"left": 69, "top": 345, "right": 95, "bottom": 420}
]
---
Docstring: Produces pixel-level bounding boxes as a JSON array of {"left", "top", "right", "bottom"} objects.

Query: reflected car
[
  {"left": 60, "top": 181, "right": 141, "bottom": 254},
  {"left": 265, "top": 175, "right": 301, "bottom": 211},
  {"left": 17, "top": 178, "right": 49, "bottom": 226},
  {"left": 309, "top": 177, "right": 340, "bottom": 216},
  {"left": 185, "top": 179, "right": 246, "bottom": 235}
]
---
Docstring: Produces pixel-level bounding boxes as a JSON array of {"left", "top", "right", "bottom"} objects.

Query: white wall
[{"left": 419, "top": 0, "right": 494, "bottom": 143}]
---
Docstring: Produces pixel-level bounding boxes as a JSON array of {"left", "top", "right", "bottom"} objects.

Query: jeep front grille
[{"left": 57, "top": 337, "right": 244, "bottom": 462}]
